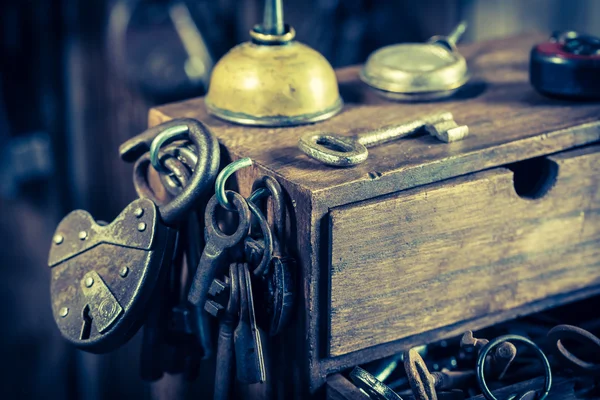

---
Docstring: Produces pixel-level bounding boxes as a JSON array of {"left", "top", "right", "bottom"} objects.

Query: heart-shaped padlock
[{"left": 49, "top": 118, "right": 220, "bottom": 353}]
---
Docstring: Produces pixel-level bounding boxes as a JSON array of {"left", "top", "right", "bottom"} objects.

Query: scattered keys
[{"left": 298, "top": 111, "right": 455, "bottom": 167}]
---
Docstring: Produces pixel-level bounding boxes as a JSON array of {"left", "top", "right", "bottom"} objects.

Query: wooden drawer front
[{"left": 328, "top": 146, "right": 600, "bottom": 357}]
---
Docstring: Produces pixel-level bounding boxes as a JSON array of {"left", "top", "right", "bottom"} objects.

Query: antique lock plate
[{"left": 49, "top": 198, "right": 175, "bottom": 353}]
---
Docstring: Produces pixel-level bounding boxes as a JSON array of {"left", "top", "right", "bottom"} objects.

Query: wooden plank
[
  {"left": 326, "top": 374, "right": 368, "bottom": 400},
  {"left": 150, "top": 34, "right": 600, "bottom": 209},
  {"left": 328, "top": 145, "right": 600, "bottom": 356}
]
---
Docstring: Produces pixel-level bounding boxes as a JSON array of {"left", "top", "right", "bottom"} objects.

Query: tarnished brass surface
[
  {"left": 205, "top": 0, "right": 342, "bottom": 126},
  {"left": 206, "top": 40, "right": 342, "bottom": 126},
  {"left": 360, "top": 22, "right": 470, "bottom": 101}
]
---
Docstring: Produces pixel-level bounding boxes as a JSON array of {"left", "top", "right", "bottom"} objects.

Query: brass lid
[
  {"left": 360, "top": 22, "right": 469, "bottom": 99},
  {"left": 205, "top": 0, "right": 343, "bottom": 126}
]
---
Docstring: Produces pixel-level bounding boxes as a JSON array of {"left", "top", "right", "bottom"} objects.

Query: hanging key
[
  {"left": 247, "top": 176, "right": 295, "bottom": 336},
  {"left": 298, "top": 111, "right": 458, "bottom": 167},
  {"left": 49, "top": 119, "right": 219, "bottom": 353},
  {"left": 235, "top": 262, "right": 267, "bottom": 384},
  {"left": 208, "top": 263, "right": 240, "bottom": 400},
  {"left": 187, "top": 191, "right": 252, "bottom": 357}
]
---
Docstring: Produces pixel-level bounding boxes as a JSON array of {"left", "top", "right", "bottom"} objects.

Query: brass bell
[
  {"left": 205, "top": 0, "right": 343, "bottom": 126},
  {"left": 361, "top": 22, "right": 470, "bottom": 101}
]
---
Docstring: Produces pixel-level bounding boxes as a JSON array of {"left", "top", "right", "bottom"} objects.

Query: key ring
[
  {"left": 547, "top": 324, "right": 600, "bottom": 376},
  {"left": 149, "top": 125, "right": 192, "bottom": 173},
  {"left": 215, "top": 158, "right": 253, "bottom": 211},
  {"left": 133, "top": 152, "right": 192, "bottom": 204},
  {"left": 350, "top": 366, "right": 404, "bottom": 400},
  {"left": 246, "top": 199, "right": 273, "bottom": 276},
  {"left": 476, "top": 335, "right": 552, "bottom": 400}
]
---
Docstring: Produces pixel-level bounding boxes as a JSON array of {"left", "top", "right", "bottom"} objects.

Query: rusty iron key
[
  {"left": 212, "top": 263, "right": 240, "bottom": 400},
  {"left": 461, "top": 331, "right": 517, "bottom": 380},
  {"left": 298, "top": 111, "right": 454, "bottom": 167},
  {"left": 235, "top": 262, "right": 267, "bottom": 384},
  {"left": 187, "top": 191, "right": 251, "bottom": 357},
  {"left": 404, "top": 348, "right": 475, "bottom": 400}
]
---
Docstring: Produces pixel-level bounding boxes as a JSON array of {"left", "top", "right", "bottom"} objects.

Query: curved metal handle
[{"left": 123, "top": 118, "right": 220, "bottom": 225}]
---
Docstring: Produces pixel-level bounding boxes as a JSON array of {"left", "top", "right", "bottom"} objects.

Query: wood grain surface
[
  {"left": 329, "top": 145, "right": 600, "bottom": 356},
  {"left": 150, "top": 34, "right": 600, "bottom": 209},
  {"left": 150, "top": 34, "right": 600, "bottom": 394}
]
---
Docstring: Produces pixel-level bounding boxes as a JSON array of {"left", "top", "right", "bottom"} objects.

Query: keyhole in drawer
[{"left": 507, "top": 157, "right": 558, "bottom": 199}]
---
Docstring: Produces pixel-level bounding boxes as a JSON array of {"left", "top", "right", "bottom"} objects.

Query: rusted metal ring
[
  {"left": 350, "top": 366, "right": 404, "bottom": 400},
  {"left": 247, "top": 192, "right": 273, "bottom": 276},
  {"left": 250, "top": 176, "right": 285, "bottom": 254},
  {"left": 133, "top": 152, "right": 191, "bottom": 204},
  {"left": 298, "top": 132, "right": 368, "bottom": 167},
  {"left": 149, "top": 125, "right": 191, "bottom": 173},
  {"left": 159, "top": 142, "right": 197, "bottom": 197},
  {"left": 547, "top": 324, "right": 600, "bottom": 376},
  {"left": 476, "top": 335, "right": 552, "bottom": 400},
  {"left": 127, "top": 119, "right": 220, "bottom": 225},
  {"left": 215, "top": 158, "right": 253, "bottom": 211}
]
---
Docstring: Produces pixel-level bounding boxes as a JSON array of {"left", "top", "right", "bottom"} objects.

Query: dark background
[{"left": 0, "top": 0, "right": 599, "bottom": 398}]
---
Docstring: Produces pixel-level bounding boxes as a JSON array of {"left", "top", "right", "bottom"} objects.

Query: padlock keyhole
[{"left": 80, "top": 305, "right": 93, "bottom": 340}]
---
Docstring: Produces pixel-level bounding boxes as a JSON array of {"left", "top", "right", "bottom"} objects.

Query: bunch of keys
[
  {"left": 49, "top": 118, "right": 219, "bottom": 355},
  {"left": 186, "top": 159, "right": 295, "bottom": 399}
]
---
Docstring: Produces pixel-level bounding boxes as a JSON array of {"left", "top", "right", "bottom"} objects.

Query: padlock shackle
[{"left": 125, "top": 118, "right": 220, "bottom": 226}]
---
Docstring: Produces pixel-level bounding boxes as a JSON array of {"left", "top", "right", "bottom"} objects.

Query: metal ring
[
  {"left": 215, "top": 158, "right": 253, "bottom": 211},
  {"left": 298, "top": 132, "right": 368, "bottom": 167},
  {"left": 350, "top": 366, "right": 404, "bottom": 400},
  {"left": 149, "top": 124, "right": 191, "bottom": 173},
  {"left": 476, "top": 335, "right": 552, "bottom": 400},
  {"left": 127, "top": 119, "right": 220, "bottom": 225},
  {"left": 247, "top": 192, "right": 273, "bottom": 276},
  {"left": 133, "top": 153, "right": 190, "bottom": 204},
  {"left": 547, "top": 324, "right": 600, "bottom": 376}
]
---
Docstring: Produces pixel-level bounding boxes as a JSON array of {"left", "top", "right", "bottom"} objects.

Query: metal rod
[
  {"left": 262, "top": 0, "right": 284, "bottom": 35},
  {"left": 447, "top": 21, "right": 468, "bottom": 45}
]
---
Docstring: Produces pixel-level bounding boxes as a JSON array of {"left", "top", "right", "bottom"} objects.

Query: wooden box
[{"left": 148, "top": 34, "right": 600, "bottom": 397}]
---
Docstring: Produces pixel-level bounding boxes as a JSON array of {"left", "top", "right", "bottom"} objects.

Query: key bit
[
  {"left": 205, "top": 277, "right": 231, "bottom": 318},
  {"left": 424, "top": 120, "right": 469, "bottom": 143},
  {"left": 461, "top": 331, "right": 489, "bottom": 350}
]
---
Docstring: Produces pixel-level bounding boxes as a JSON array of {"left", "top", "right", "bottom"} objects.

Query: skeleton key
[
  {"left": 187, "top": 191, "right": 251, "bottom": 356},
  {"left": 235, "top": 262, "right": 266, "bottom": 384},
  {"left": 298, "top": 112, "right": 453, "bottom": 167},
  {"left": 248, "top": 176, "right": 295, "bottom": 336},
  {"left": 49, "top": 119, "right": 219, "bottom": 353},
  {"left": 212, "top": 263, "right": 240, "bottom": 400}
]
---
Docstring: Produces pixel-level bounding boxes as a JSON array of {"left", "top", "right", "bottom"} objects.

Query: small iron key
[
  {"left": 235, "top": 262, "right": 267, "bottom": 384},
  {"left": 187, "top": 191, "right": 251, "bottom": 356},
  {"left": 298, "top": 112, "right": 453, "bottom": 167}
]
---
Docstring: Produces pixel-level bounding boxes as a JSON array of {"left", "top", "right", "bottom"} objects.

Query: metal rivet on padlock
[{"left": 49, "top": 118, "right": 220, "bottom": 353}]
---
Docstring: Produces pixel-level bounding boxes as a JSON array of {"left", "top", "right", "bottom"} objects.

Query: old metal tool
[
  {"left": 205, "top": 0, "right": 342, "bottom": 126},
  {"left": 476, "top": 335, "right": 552, "bottom": 400},
  {"left": 298, "top": 111, "right": 456, "bottom": 167},
  {"left": 350, "top": 366, "right": 405, "bottom": 400},
  {"left": 49, "top": 119, "right": 219, "bottom": 353},
  {"left": 461, "top": 331, "right": 517, "bottom": 380},
  {"left": 530, "top": 31, "right": 600, "bottom": 99},
  {"left": 547, "top": 324, "right": 600, "bottom": 376},
  {"left": 404, "top": 348, "right": 474, "bottom": 400},
  {"left": 361, "top": 22, "right": 470, "bottom": 101}
]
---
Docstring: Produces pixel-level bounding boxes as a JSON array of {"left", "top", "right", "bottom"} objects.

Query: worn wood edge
[
  {"left": 313, "top": 121, "right": 600, "bottom": 208},
  {"left": 316, "top": 284, "right": 600, "bottom": 384},
  {"left": 326, "top": 374, "right": 368, "bottom": 400}
]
